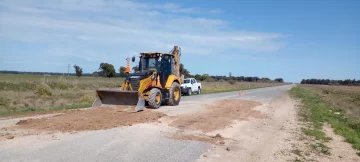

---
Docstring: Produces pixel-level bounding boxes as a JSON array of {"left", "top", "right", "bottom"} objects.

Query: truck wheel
[
  {"left": 197, "top": 88, "right": 201, "bottom": 94},
  {"left": 167, "top": 82, "right": 181, "bottom": 106},
  {"left": 148, "top": 88, "right": 162, "bottom": 109},
  {"left": 188, "top": 88, "right": 192, "bottom": 96}
]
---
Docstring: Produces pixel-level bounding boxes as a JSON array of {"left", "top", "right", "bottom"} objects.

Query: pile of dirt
[
  {"left": 170, "top": 132, "right": 226, "bottom": 145},
  {"left": 169, "top": 99, "right": 264, "bottom": 132},
  {"left": 14, "top": 106, "right": 166, "bottom": 132}
]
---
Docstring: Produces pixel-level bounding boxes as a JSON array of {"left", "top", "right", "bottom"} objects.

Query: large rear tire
[
  {"left": 148, "top": 88, "right": 162, "bottom": 109},
  {"left": 167, "top": 82, "right": 181, "bottom": 106}
]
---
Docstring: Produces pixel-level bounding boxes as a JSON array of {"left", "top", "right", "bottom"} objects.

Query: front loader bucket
[{"left": 92, "top": 89, "right": 145, "bottom": 112}]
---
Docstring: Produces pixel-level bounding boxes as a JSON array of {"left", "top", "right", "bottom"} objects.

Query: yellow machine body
[{"left": 93, "top": 46, "right": 183, "bottom": 112}]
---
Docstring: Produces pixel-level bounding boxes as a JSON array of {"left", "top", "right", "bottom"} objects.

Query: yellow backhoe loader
[{"left": 92, "top": 46, "right": 183, "bottom": 112}]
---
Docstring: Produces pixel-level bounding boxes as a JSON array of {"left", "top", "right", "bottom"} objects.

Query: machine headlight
[{"left": 151, "top": 74, "right": 155, "bottom": 80}]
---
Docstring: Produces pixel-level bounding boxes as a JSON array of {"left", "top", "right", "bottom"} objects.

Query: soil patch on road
[
  {"left": 13, "top": 106, "right": 166, "bottom": 132},
  {"left": 169, "top": 99, "right": 264, "bottom": 133},
  {"left": 170, "top": 132, "right": 226, "bottom": 145}
]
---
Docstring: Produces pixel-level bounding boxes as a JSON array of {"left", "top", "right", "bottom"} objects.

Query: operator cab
[{"left": 131, "top": 52, "right": 175, "bottom": 87}]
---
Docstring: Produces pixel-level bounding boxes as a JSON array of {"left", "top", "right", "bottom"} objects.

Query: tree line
[
  {"left": 188, "top": 74, "right": 284, "bottom": 83},
  {"left": 0, "top": 63, "right": 133, "bottom": 78},
  {"left": 300, "top": 79, "right": 360, "bottom": 86},
  {"left": 179, "top": 64, "right": 284, "bottom": 83},
  {"left": 0, "top": 62, "right": 286, "bottom": 83},
  {"left": 0, "top": 70, "right": 92, "bottom": 76}
]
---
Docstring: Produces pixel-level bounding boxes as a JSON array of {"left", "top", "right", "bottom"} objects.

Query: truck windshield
[{"left": 183, "top": 79, "right": 190, "bottom": 83}]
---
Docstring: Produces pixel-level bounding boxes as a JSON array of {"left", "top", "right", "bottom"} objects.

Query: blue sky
[{"left": 0, "top": 0, "right": 359, "bottom": 83}]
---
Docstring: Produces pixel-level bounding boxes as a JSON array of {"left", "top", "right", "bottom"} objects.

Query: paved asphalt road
[
  {"left": 0, "top": 84, "right": 295, "bottom": 162},
  {"left": 181, "top": 84, "right": 294, "bottom": 104}
]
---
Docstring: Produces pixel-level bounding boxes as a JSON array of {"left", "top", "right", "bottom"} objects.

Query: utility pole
[{"left": 68, "top": 64, "right": 70, "bottom": 76}]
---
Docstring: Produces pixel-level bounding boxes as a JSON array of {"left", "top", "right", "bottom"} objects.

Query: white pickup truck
[{"left": 180, "top": 78, "right": 202, "bottom": 96}]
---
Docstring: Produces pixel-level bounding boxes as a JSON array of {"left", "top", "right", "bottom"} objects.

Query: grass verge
[
  {"left": 290, "top": 85, "right": 360, "bottom": 153},
  {"left": 0, "top": 104, "right": 91, "bottom": 117}
]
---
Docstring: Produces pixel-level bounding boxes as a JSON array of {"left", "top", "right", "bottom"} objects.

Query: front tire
[
  {"left": 197, "top": 88, "right": 201, "bottom": 94},
  {"left": 167, "top": 82, "right": 181, "bottom": 106},
  {"left": 148, "top": 88, "right": 162, "bottom": 109}
]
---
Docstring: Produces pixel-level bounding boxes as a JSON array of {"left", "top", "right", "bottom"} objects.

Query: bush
[
  {"left": 228, "top": 80, "right": 236, "bottom": 85},
  {"left": 322, "top": 89, "right": 331, "bottom": 94},
  {"left": 71, "top": 85, "right": 81, "bottom": 91},
  {"left": 0, "top": 96, "right": 10, "bottom": 108},
  {"left": 204, "top": 77, "right": 216, "bottom": 82},
  {"left": 57, "top": 76, "right": 69, "bottom": 90},
  {"left": 79, "top": 94, "right": 95, "bottom": 104},
  {"left": 57, "top": 82, "right": 68, "bottom": 90},
  {"left": 35, "top": 84, "right": 52, "bottom": 97}
]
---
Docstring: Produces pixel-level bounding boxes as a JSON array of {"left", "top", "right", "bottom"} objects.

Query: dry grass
[
  {"left": 300, "top": 84, "right": 360, "bottom": 118},
  {"left": 0, "top": 74, "right": 123, "bottom": 115}
]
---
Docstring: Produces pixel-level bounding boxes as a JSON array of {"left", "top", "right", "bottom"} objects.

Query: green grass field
[
  {"left": 290, "top": 85, "right": 360, "bottom": 155},
  {"left": 0, "top": 74, "right": 285, "bottom": 116}
]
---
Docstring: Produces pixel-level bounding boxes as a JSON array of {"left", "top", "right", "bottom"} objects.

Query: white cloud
[
  {"left": 9, "top": 7, "right": 51, "bottom": 14},
  {"left": 209, "top": 8, "right": 223, "bottom": 14},
  {"left": 0, "top": 0, "right": 289, "bottom": 71}
]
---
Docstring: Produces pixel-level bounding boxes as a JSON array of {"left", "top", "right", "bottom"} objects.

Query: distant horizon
[{"left": 1, "top": 69, "right": 359, "bottom": 84}]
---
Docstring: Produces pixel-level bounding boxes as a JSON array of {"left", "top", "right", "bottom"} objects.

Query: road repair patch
[
  {"left": 168, "top": 99, "right": 264, "bottom": 133},
  {"left": 169, "top": 131, "right": 228, "bottom": 145},
  {"left": 13, "top": 106, "right": 166, "bottom": 132}
]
